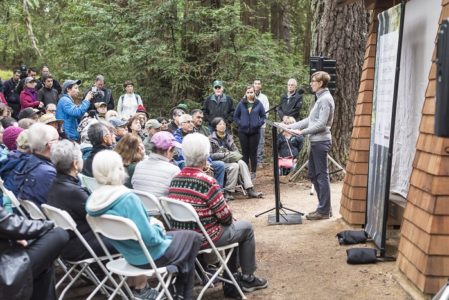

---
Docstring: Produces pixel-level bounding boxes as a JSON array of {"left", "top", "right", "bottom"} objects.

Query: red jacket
[
  {"left": 0, "top": 92, "right": 7, "bottom": 105},
  {"left": 20, "top": 88, "right": 39, "bottom": 111}
]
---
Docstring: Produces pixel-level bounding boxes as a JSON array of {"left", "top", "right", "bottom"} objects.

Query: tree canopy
[{"left": 0, "top": 0, "right": 311, "bottom": 116}]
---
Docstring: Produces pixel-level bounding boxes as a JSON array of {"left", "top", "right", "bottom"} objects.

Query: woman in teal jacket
[{"left": 86, "top": 150, "right": 201, "bottom": 300}]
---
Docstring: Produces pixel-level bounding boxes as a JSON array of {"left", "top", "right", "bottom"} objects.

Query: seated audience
[
  {"left": 86, "top": 150, "right": 202, "bottom": 300},
  {"left": 18, "top": 118, "right": 36, "bottom": 129},
  {"left": 277, "top": 116, "right": 304, "bottom": 175},
  {"left": 209, "top": 117, "right": 262, "bottom": 199},
  {"left": 167, "top": 108, "right": 185, "bottom": 133},
  {"left": 127, "top": 114, "right": 143, "bottom": 137},
  {"left": 157, "top": 117, "right": 169, "bottom": 131},
  {"left": 82, "top": 122, "right": 114, "bottom": 177},
  {"left": 18, "top": 108, "right": 39, "bottom": 121},
  {"left": 0, "top": 206, "right": 69, "bottom": 300},
  {"left": 47, "top": 140, "right": 116, "bottom": 261},
  {"left": 168, "top": 133, "right": 268, "bottom": 294},
  {"left": 105, "top": 109, "right": 119, "bottom": 121},
  {"left": 173, "top": 114, "right": 225, "bottom": 190},
  {"left": 114, "top": 133, "right": 145, "bottom": 188},
  {"left": 135, "top": 105, "right": 149, "bottom": 128},
  {"left": 95, "top": 102, "right": 108, "bottom": 120},
  {"left": 45, "top": 103, "right": 57, "bottom": 115},
  {"left": 2, "top": 126, "right": 23, "bottom": 151},
  {"left": 142, "top": 119, "right": 161, "bottom": 154},
  {"left": 191, "top": 109, "right": 210, "bottom": 136},
  {"left": 108, "top": 117, "right": 128, "bottom": 142},
  {"left": 132, "top": 131, "right": 181, "bottom": 198},
  {"left": 1, "top": 116, "right": 18, "bottom": 128}
]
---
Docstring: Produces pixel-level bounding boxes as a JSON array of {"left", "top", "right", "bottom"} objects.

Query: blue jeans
[{"left": 211, "top": 160, "right": 225, "bottom": 188}]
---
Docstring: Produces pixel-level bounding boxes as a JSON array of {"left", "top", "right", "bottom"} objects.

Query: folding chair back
[
  {"left": 159, "top": 197, "right": 246, "bottom": 300},
  {"left": 132, "top": 189, "right": 171, "bottom": 226},
  {"left": 41, "top": 204, "right": 126, "bottom": 300},
  {"left": 0, "top": 179, "right": 27, "bottom": 217},
  {"left": 19, "top": 199, "right": 46, "bottom": 220},
  {"left": 86, "top": 214, "right": 175, "bottom": 300},
  {"left": 78, "top": 174, "right": 99, "bottom": 192}
]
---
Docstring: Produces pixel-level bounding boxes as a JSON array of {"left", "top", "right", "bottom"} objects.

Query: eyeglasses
[
  {"left": 214, "top": 86, "right": 222, "bottom": 89},
  {"left": 161, "top": 121, "right": 168, "bottom": 124}
]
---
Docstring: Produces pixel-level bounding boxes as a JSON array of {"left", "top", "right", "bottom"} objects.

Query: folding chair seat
[
  {"left": 132, "top": 189, "right": 171, "bottom": 227},
  {"left": 78, "top": 174, "right": 99, "bottom": 192},
  {"left": 41, "top": 204, "right": 126, "bottom": 300},
  {"left": 86, "top": 214, "right": 177, "bottom": 300},
  {"left": 159, "top": 197, "right": 246, "bottom": 300}
]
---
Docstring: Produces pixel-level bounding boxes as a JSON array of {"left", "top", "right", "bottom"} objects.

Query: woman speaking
[{"left": 288, "top": 71, "right": 335, "bottom": 220}]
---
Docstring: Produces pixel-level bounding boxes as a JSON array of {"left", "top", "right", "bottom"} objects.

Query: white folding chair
[
  {"left": 86, "top": 214, "right": 177, "bottom": 300},
  {"left": 41, "top": 204, "right": 127, "bottom": 300},
  {"left": 132, "top": 189, "right": 171, "bottom": 227},
  {"left": 19, "top": 199, "right": 47, "bottom": 220},
  {"left": 159, "top": 197, "right": 246, "bottom": 300},
  {"left": 0, "top": 178, "right": 27, "bottom": 217},
  {"left": 78, "top": 174, "right": 99, "bottom": 192}
]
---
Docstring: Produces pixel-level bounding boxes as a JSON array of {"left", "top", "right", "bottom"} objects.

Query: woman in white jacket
[{"left": 117, "top": 80, "right": 143, "bottom": 120}]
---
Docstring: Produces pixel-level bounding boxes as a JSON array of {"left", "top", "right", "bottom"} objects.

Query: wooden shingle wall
[
  {"left": 397, "top": 0, "right": 449, "bottom": 294},
  {"left": 339, "top": 9, "right": 379, "bottom": 225}
]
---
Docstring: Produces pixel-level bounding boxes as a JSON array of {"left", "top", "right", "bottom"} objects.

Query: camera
[{"left": 91, "top": 86, "right": 104, "bottom": 99}]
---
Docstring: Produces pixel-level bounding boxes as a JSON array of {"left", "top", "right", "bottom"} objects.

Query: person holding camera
[
  {"left": 85, "top": 75, "right": 114, "bottom": 111},
  {"left": 56, "top": 79, "right": 93, "bottom": 142}
]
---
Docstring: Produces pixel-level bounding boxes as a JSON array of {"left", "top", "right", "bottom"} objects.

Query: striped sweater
[{"left": 168, "top": 167, "right": 232, "bottom": 247}]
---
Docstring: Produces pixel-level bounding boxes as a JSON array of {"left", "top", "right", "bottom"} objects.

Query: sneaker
[
  {"left": 240, "top": 274, "right": 268, "bottom": 292},
  {"left": 246, "top": 187, "right": 263, "bottom": 198},
  {"left": 224, "top": 191, "right": 235, "bottom": 201},
  {"left": 305, "top": 211, "right": 330, "bottom": 220},
  {"left": 132, "top": 285, "right": 159, "bottom": 300}
]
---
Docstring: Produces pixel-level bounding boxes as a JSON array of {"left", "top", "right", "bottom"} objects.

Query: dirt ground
[
  {"left": 69, "top": 166, "right": 413, "bottom": 300},
  {"left": 201, "top": 166, "right": 412, "bottom": 300}
]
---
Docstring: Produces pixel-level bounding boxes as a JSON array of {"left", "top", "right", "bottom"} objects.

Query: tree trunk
[
  {"left": 270, "top": 1, "right": 290, "bottom": 47},
  {"left": 311, "top": 0, "right": 368, "bottom": 166}
]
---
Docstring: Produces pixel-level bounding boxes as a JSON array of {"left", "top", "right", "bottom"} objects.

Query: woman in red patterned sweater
[{"left": 168, "top": 133, "right": 268, "bottom": 294}]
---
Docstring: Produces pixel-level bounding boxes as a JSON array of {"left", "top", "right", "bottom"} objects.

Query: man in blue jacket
[{"left": 56, "top": 79, "right": 93, "bottom": 142}]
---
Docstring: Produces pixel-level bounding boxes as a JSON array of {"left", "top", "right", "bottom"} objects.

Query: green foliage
[{"left": 0, "top": 0, "right": 310, "bottom": 117}]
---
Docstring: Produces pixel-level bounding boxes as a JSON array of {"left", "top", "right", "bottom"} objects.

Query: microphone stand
[{"left": 255, "top": 105, "right": 303, "bottom": 225}]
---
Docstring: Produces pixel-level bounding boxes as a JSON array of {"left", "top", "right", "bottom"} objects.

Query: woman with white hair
[
  {"left": 168, "top": 133, "right": 268, "bottom": 296},
  {"left": 86, "top": 150, "right": 202, "bottom": 300},
  {"left": 47, "top": 140, "right": 117, "bottom": 261}
]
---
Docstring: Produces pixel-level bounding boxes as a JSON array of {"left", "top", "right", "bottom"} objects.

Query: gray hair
[
  {"left": 287, "top": 78, "right": 297, "bottom": 86},
  {"left": 182, "top": 133, "right": 210, "bottom": 167},
  {"left": 51, "top": 140, "right": 83, "bottom": 174},
  {"left": 179, "top": 114, "right": 192, "bottom": 124},
  {"left": 27, "top": 123, "right": 59, "bottom": 153},
  {"left": 92, "top": 150, "right": 127, "bottom": 185},
  {"left": 88, "top": 123, "right": 109, "bottom": 147},
  {"left": 18, "top": 118, "right": 36, "bottom": 129},
  {"left": 95, "top": 74, "right": 105, "bottom": 82}
]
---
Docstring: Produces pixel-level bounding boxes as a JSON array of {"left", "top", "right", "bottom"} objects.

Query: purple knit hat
[{"left": 3, "top": 126, "right": 24, "bottom": 150}]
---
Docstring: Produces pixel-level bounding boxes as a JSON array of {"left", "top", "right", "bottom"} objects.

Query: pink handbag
[{"left": 278, "top": 157, "right": 295, "bottom": 168}]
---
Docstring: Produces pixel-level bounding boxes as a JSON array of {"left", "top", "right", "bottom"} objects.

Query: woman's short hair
[
  {"left": 182, "top": 133, "right": 210, "bottom": 167},
  {"left": 114, "top": 134, "right": 144, "bottom": 166},
  {"left": 127, "top": 115, "right": 140, "bottom": 132},
  {"left": 210, "top": 117, "right": 225, "bottom": 131},
  {"left": 311, "top": 71, "right": 331, "bottom": 88},
  {"left": 51, "top": 140, "right": 83, "bottom": 174},
  {"left": 92, "top": 150, "right": 127, "bottom": 185}
]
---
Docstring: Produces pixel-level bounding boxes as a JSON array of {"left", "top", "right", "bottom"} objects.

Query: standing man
[
  {"left": 288, "top": 72, "right": 335, "bottom": 220},
  {"left": 191, "top": 109, "right": 210, "bottom": 136},
  {"left": 85, "top": 75, "right": 114, "bottom": 110},
  {"left": 36, "top": 65, "right": 62, "bottom": 94},
  {"left": 254, "top": 79, "right": 269, "bottom": 168},
  {"left": 3, "top": 69, "right": 21, "bottom": 118},
  {"left": 37, "top": 75, "right": 59, "bottom": 106},
  {"left": 203, "top": 80, "right": 234, "bottom": 130},
  {"left": 277, "top": 78, "right": 304, "bottom": 121}
]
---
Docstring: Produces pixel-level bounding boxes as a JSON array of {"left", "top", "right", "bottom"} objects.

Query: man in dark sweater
[
  {"left": 277, "top": 78, "right": 304, "bottom": 121},
  {"left": 82, "top": 123, "right": 114, "bottom": 177},
  {"left": 202, "top": 80, "right": 234, "bottom": 128},
  {"left": 38, "top": 75, "right": 59, "bottom": 106}
]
